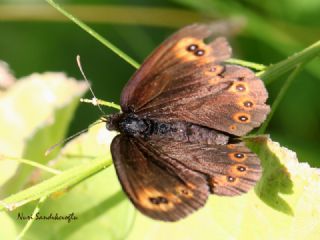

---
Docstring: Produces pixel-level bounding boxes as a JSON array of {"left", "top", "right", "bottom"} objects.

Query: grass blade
[
  {"left": 260, "top": 40, "right": 320, "bottom": 84},
  {"left": 258, "top": 65, "right": 304, "bottom": 134},
  {"left": 46, "top": 0, "right": 140, "bottom": 69},
  {"left": 0, "top": 155, "right": 112, "bottom": 212}
]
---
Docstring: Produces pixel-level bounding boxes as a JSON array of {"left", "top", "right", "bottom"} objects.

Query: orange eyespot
[
  {"left": 186, "top": 44, "right": 198, "bottom": 52},
  {"left": 228, "top": 152, "right": 248, "bottom": 162},
  {"left": 149, "top": 196, "right": 169, "bottom": 205},
  {"left": 136, "top": 188, "right": 177, "bottom": 211},
  {"left": 236, "top": 84, "right": 246, "bottom": 92},
  {"left": 238, "top": 98, "right": 255, "bottom": 110},
  {"left": 211, "top": 175, "right": 240, "bottom": 186},
  {"left": 176, "top": 186, "right": 193, "bottom": 198},
  {"left": 228, "top": 82, "right": 249, "bottom": 94},
  {"left": 233, "top": 112, "right": 251, "bottom": 123},
  {"left": 228, "top": 164, "right": 248, "bottom": 177},
  {"left": 194, "top": 49, "right": 205, "bottom": 56},
  {"left": 237, "top": 165, "right": 247, "bottom": 172},
  {"left": 206, "top": 65, "right": 225, "bottom": 78},
  {"left": 227, "top": 176, "right": 236, "bottom": 182},
  {"left": 243, "top": 100, "right": 254, "bottom": 108},
  {"left": 229, "top": 124, "right": 237, "bottom": 131}
]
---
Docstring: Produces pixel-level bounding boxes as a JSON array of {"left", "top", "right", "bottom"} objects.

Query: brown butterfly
[{"left": 105, "top": 23, "right": 270, "bottom": 221}]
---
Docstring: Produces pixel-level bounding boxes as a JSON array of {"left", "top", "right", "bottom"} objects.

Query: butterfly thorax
[
  {"left": 105, "top": 113, "right": 149, "bottom": 136},
  {"left": 106, "top": 113, "right": 229, "bottom": 145}
]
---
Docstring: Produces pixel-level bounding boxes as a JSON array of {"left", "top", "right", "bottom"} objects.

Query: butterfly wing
[
  {"left": 120, "top": 23, "right": 269, "bottom": 136},
  {"left": 137, "top": 137, "right": 261, "bottom": 196},
  {"left": 111, "top": 135, "right": 209, "bottom": 221},
  {"left": 138, "top": 64, "right": 270, "bottom": 136},
  {"left": 120, "top": 23, "right": 232, "bottom": 112}
]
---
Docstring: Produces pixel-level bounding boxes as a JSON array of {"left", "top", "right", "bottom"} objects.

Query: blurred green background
[{"left": 0, "top": 0, "right": 319, "bottom": 167}]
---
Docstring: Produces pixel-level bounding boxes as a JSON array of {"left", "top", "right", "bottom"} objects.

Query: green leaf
[
  {"left": 39, "top": 124, "right": 135, "bottom": 240},
  {"left": 0, "top": 212, "right": 17, "bottom": 239},
  {"left": 10, "top": 130, "right": 317, "bottom": 240},
  {"left": 125, "top": 137, "right": 320, "bottom": 240},
  {"left": 1, "top": 122, "right": 135, "bottom": 240},
  {"left": 0, "top": 71, "right": 88, "bottom": 196},
  {"left": 46, "top": 0, "right": 140, "bottom": 69}
]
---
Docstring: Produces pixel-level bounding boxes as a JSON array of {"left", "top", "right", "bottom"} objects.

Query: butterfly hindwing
[
  {"left": 136, "top": 136, "right": 261, "bottom": 197},
  {"left": 111, "top": 135, "right": 209, "bottom": 221}
]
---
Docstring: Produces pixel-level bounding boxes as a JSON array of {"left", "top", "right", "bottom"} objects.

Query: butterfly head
[{"left": 102, "top": 113, "right": 122, "bottom": 132}]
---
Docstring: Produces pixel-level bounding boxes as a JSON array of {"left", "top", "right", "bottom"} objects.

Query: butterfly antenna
[
  {"left": 76, "top": 55, "right": 106, "bottom": 116},
  {"left": 45, "top": 120, "right": 104, "bottom": 156}
]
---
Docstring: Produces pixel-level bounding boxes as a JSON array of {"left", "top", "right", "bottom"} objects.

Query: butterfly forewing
[
  {"left": 120, "top": 23, "right": 232, "bottom": 112},
  {"left": 121, "top": 23, "right": 269, "bottom": 136},
  {"left": 137, "top": 64, "right": 269, "bottom": 136}
]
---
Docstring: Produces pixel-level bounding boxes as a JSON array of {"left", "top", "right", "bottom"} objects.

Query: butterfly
[{"left": 105, "top": 23, "right": 270, "bottom": 221}]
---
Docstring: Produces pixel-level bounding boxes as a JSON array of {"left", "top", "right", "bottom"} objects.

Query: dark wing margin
[{"left": 111, "top": 135, "right": 209, "bottom": 221}]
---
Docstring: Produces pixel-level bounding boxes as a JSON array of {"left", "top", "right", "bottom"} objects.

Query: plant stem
[
  {"left": 0, "top": 155, "right": 112, "bottom": 211},
  {"left": 261, "top": 40, "right": 320, "bottom": 84},
  {"left": 258, "top": 64, "right": 303, "bottom": 134},
  {"left": 46, "top": 0, "right": 140, "bottom": 69},
  {"left": 16, "top": 196, "right": 47, "bottom": 240},
  {"left": 0, "top": 155, "right": 61, "bottom": 175},
  {"left": 225, "top": 58, "right": 266, "bottom": 71}
]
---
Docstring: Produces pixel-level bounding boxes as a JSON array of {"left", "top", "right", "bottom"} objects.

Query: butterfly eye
[{"left": 186, "top": 44, "right": 198, "bottom": 52}]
